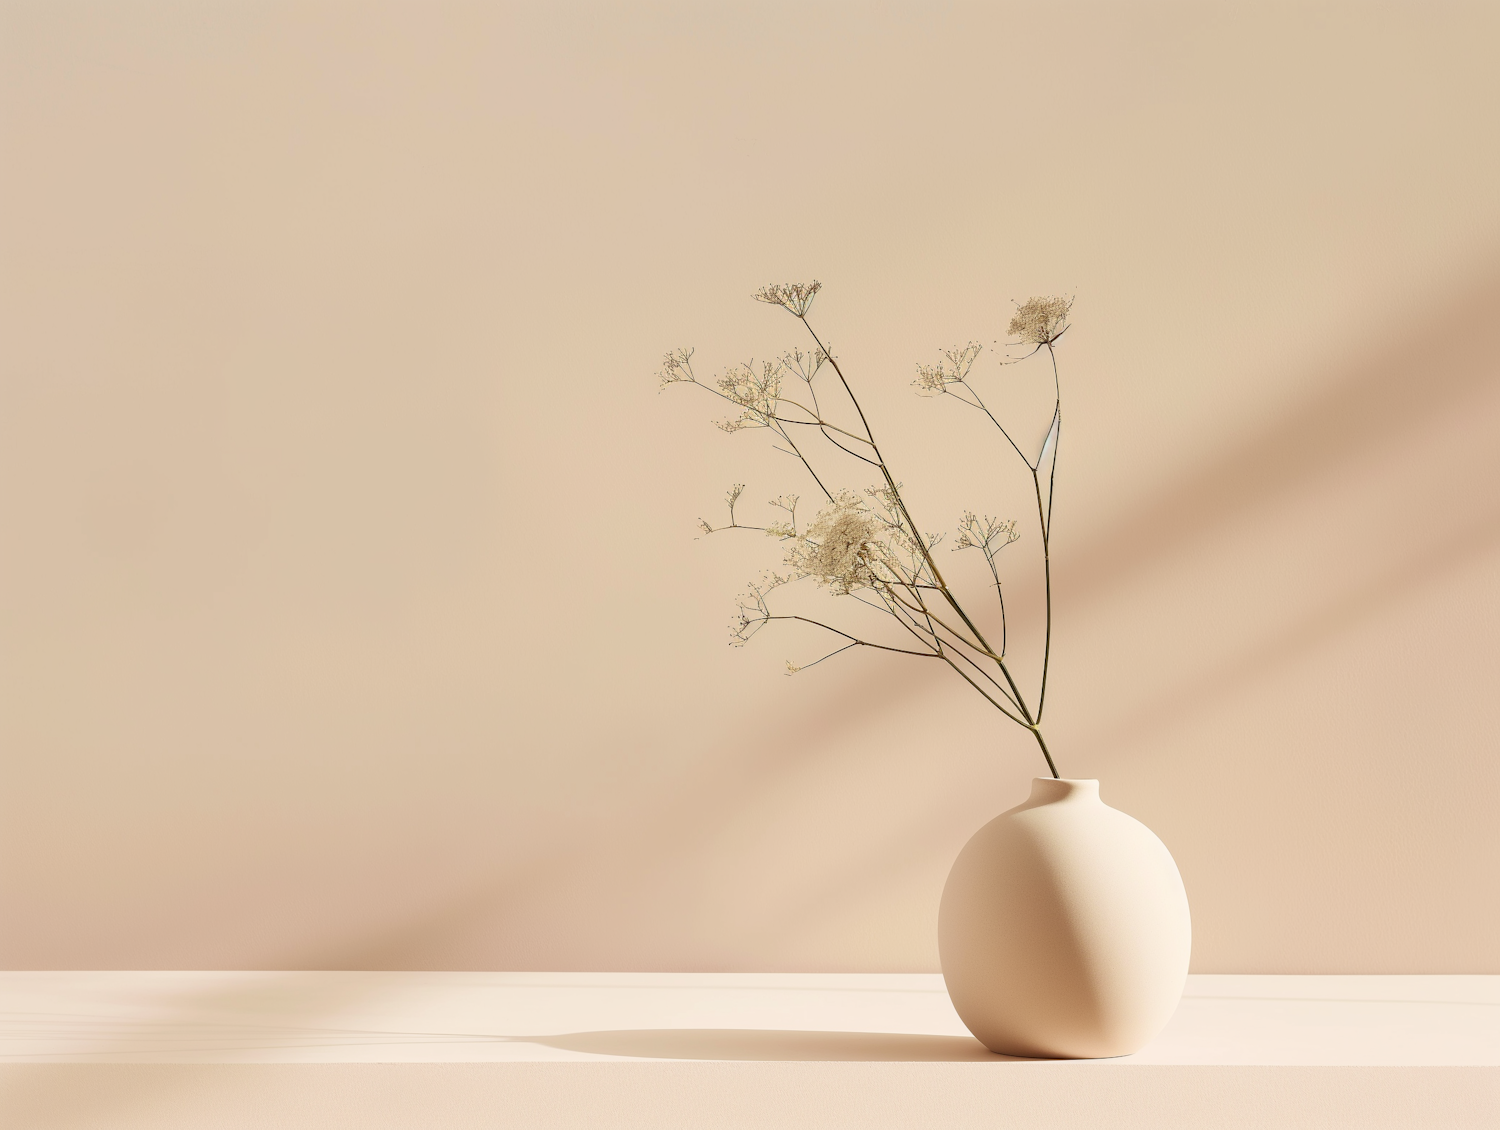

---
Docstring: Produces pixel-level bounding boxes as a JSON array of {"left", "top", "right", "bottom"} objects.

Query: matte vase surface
[{"left": 938, "top": 778, "right": 1191, "bottom": 1059}]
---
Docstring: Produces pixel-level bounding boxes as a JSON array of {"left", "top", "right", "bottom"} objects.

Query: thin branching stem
[
  {"left": 771, "top": 396, "right": 876, "bottom": 446},
  {"left": 763, "top": 614, "right": 941, "bottom": 659},
  {"left": 883, "top": 584, "right": 995, "bottom": 660},
  {"left": 794, "top": 641, "right": 860, "bottom": 671},
  {"left": 799, "top": 318, "right": 1023, "bottom": 694},
  {"left": 1034, "top": 347, "right": 1063, "bottom": 722},
  {"left": 938, "top": 653, "right": 1028, "bottom": 727},
  {"left": 1031, "top": 466, "right": 1054, "bottom": 722},
  {"left": 802, "top": 314, "right": 1051, "bottom": 761},
  {"left": 770, "top": 421, "right": 835, "bottom": 502},
  {"left": 943, "top": 633, "right": 1026, "bottom": 712},
  {"left": 945, "top": 383, "right": 1035, "bottom": 469}
]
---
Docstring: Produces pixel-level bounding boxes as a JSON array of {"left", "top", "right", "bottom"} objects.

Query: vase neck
[{"left": 1027, "top": 778, "right": 1099, "bottom": 806}]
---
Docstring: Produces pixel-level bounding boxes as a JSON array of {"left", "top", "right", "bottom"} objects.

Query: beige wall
[{"left": 2, "top": 1, "right": 1497, "bottom": 973}]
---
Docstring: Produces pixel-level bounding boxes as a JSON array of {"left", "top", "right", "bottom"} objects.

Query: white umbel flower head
[
  {"left": 753, "top": 280, "right": 822, "bottom": 318},
  {"left": 1008, "top": 297, "right": 1073, "bottom": 345},
  {"left": 785, "top": 490, "right": 889, "bottom": 595}
]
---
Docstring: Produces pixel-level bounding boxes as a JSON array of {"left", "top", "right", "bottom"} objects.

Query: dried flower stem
[
  {"left": 660, "top": 286, "right": 1074, "bottom": 778},
  {"left": 813, "top": 323, "right": 1054, "bottom": 770}
]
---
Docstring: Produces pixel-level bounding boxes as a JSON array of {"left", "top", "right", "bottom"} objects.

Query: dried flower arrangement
[{"left": 658, "top": 283, "right": 1072, "bottom": 777}]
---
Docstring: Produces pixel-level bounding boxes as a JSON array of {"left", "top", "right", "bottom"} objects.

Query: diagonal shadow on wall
[{"left": 283, "top": 257, "right": 1500, "bottom": 973}]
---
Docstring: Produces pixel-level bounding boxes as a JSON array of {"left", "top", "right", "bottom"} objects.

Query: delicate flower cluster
[
  {"left": 1008, "top": 296, "right": 1072, "bottom": 345},
  {"left": 714, "top": 361, "right": 783, "bottom": 433},
  {"left": 913, "top": 342, "right": 982, "bottom": 396},
  {"left": 729, "top": 570, "right": 791, "bottom": 645},
  {"left": 778, "top": 487, "right": 940, "bottom": 597},
  {"left": 779, "top": 346, "right": 828, "bottom": 383},
  {"left": 699, "top": 488, "right": 799, "bottom": 538},
  {"left": 764, "top": 494, "right": 799, "bottom": 540},
  {"left": 753, "top": 280, "right": 822, "bottom": 318},
  {"left": 784, "top": 490, "right": 890, "bottom": 595},
  {"left": 657, "top": 347, "right": 697, "bottom": 388},
  {"left": 953, "top": 511, "right": 1020, "bottom": 559}
]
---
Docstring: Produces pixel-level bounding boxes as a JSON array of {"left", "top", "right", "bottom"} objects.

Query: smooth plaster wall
[{"left": 1, "top": 0, "right": 1498, "bottom": 973}]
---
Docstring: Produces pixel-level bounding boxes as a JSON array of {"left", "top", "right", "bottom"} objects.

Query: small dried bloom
[
  {"left": 779, "top": 347, "right": 829, "bottom": 383},
  {"left": 754, "top": 280, "right": 823, "bottom": 318},
  {"left": 785, "top": 660, "right": 802, "bottom": 675},
  {"left": 1008, "top": 297, "right": 1073, "bottom": 345},
  {"left": 763, "top": 493, "right": 799, "bottom": 539},
  {"left": 953, "top": 511, "right": 1020, "bottom": 557},
  {"left": 912, "top": 363, "right": 948, "bottom": 396},
  {"left": 729, "top": 571, "right": 790, "bottom": 645},
  {"left": 714, "top": 361, "right": 782, "bottom": 432},
  {"left": 698, "top": 485, "right": 749, "bottom": 533},
  {"left": 780, "top": 343, "right": 828, "bottom": 384},
  {"left": 949, "top": 342, "right": 982, "bottom": 376},
  {"left": 912, "top": 342, "right": 982, "bottom": 396},
  {"left": 657, "top": 347, "right": 697, "bottom": 389},
  {"left": 729, "top": 609, "right": 753, "bottom": 645}
]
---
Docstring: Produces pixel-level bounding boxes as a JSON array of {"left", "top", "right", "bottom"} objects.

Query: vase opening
[{"left": 1024, "top": 778, "right": 1100, "bottom": 807}]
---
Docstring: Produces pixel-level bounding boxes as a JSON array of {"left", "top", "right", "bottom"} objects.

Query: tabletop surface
[{"left": 1, "top": 972, "right": 1495, "bottom": 1066}]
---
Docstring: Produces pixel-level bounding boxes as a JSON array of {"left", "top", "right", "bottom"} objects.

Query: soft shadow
[
  {"left": 1104, "top": 505, "right": 1500, "bottom": 750},
  {"left": 531, "top": 1028, "right": 1016, "bottom": 1061},
  {"left": 270, "top": 260, "right": 1500, "bottom": 975}
]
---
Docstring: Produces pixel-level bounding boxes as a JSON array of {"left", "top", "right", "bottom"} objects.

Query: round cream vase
[{"left": 938, "top": 778, "right": 1191, "bottom": 1058}]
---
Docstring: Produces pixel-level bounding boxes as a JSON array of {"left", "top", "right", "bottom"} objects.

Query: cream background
[{"left": 1, "top": 1, "right": 1497, "bottom": 973}]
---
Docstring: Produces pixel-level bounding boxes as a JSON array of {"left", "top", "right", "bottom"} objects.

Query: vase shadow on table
[{"left": 530, "top": 1029, "right": 1029, "bottom": 1062}]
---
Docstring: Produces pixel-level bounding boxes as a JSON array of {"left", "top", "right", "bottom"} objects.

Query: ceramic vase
[{"left": 938, "top": 777, "right": 1191, "bottom": 1058}]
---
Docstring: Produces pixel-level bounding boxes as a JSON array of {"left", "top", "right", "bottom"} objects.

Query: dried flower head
[
  {"left": 1008, "top": 297, "right": 1073, "bottom": 345},
  {"left": 729, "top": 570, "right": 790, "bottom": 645},
  {"left": 912, "top": 365, "right": 947, "bottom": 396},
  {"left": 714, "top": 361, "right": 782, "bottom": 432},
  {"left": 953, "top": 511, "right": 1020, "bottom": 556},
  {"left": 779, "top": 347, "right": 828, "bottom": 383},
  {"left": 913, "top": 342, "right": 982, "bottom": 396},
  {"left": 764, "top": 493, "right": 799, "bottom": 539},
  {"left": 657, "top": 347, "right": 697, "bottom": 389},
  {"left": 754, "top": 280, "right": 823, "bottom": 318},
  {"left": 785, "top": 490, "right": 891, "bottom": 595}
]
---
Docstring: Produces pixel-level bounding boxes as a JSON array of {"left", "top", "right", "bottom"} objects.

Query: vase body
[{"left": 938, "top": 778, "right": 1191, "bottom": 1058}]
